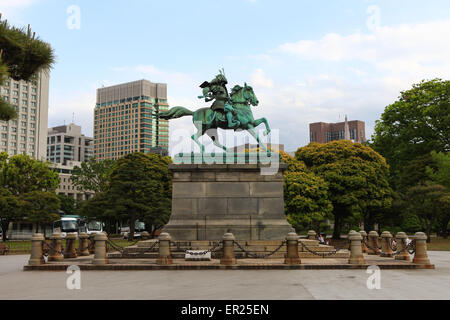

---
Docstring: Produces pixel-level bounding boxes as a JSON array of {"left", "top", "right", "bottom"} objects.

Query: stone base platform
[
  {"left": 162, "top": 163, "right": 294, "bottom": 241},
  {"left": 23, "top": 254, "right": 435, "bottom": 271}
]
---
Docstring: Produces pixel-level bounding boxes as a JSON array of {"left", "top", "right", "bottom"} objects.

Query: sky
[{"left": 2, "top": 0, "right": 450, "bottom": 154}]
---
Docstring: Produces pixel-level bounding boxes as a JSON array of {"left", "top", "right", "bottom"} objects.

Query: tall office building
[
  {"left": 0, "top": 71, "right": 49, "bottom": 160},
  {"left": 309, "top": 116, "right": 366, "bottom": 144},
  {"left": 94, "top": 79, "right": 169, "bottom": 161},
  {"left": 47, "top": 123, "right": 93, "bottom": 165},
  {"left": 47, "top": 123, "right": 94, "bottom": 201}
]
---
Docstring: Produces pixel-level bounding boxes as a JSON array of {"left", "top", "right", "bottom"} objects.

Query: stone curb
[{"left": 23, "top": 263, "right": 435, "bottom": 271}]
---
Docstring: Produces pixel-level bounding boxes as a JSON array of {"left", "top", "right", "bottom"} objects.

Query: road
[{"left": 0, "top": 252, "right": 449, "bottom": 299}]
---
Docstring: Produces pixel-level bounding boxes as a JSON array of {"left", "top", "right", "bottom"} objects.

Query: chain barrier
[
  {"left": 363, "top": 239, "right": 379, "bottom": 253},
  {"left": 43, "top": 241, "right": 64, "bottom": 256},
  {"left": 388, "top": 239, "right": 398, "bottom": 252},
  {"left": 233, "top": 240, "right": 286, "bottom": 258},
  {"left": 299, "top": 241, "right": 340, "bottom": 257},
  {"left": 143, "top": 240, "right": 159, "bottom": 253}
]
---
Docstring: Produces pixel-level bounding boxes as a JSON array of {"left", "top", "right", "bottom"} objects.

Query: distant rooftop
[{"left": 96, "top": 79, "right": 167, "bottom": 104}]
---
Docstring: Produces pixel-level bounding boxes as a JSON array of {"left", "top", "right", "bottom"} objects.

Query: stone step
[{"left": 108, "top": 250, "right": 349, "bottom": 259}]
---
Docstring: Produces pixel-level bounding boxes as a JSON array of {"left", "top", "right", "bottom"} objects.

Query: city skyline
[{"left": 2, "top": 0, "right": 450, "bottom": 153}]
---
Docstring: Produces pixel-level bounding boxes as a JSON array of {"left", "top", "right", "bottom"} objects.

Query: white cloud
[
  {"left": 278, "top": 20, "right": 450, "bottom": 80},
  {"left": 251, "top": 69, "right": 274, "bottom": 88},
  {"left": 0, "top": 0, "right": 38, "bottom": 22}
]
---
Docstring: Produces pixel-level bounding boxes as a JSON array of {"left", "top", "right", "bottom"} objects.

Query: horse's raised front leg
[{"left": 252, "top": 117, "right": 271, "bottom": 136}]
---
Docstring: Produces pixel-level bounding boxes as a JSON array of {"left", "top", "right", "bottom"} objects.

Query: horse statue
[{"left": 159, "top": 83, "right": 271, "bottom": 153}]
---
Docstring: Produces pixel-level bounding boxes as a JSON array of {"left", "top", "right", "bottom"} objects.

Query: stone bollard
[
  {"left": 394, "top": 232, "right": 410, "bottom": 261},
  {"left": 48, "top": 233, "right": 64, "bottom": 262},
  {"left": 64, "top": 233, "right": 77, "bottom": 259},
  {"left": 368, "top": 231, "right": 380, "bottom": 255},
  {"left": 28, "top": 233, "right": 45, "bottom": 266},
  {"left": 348, "top": 231, "right": 366, "bottom": 265},
  {"left": 220, "top": 233, "right": 237, "bottom": 265},
  {"left": 380, "top": 231, "right": 394, "bottom": 257},
  {"left": 412, "top": 232, "right": 431, "bottom": 265},
  {"left": 284, "top": 232, "right": 301, "bottom": 265},
  {"left": 88, "top": 233, "right": 96, "bottom": 254},
  {"left": 307, "top": 230, "right": 317, "bottom": 240},
  {"left": 359, "top": 231, "right": 368, "bottom": 253},
  {"left": 156, "top": 232, "right": 172, "bottom": 265},
  {"left": 92, "top": 232, "right": 108, "bottom": 265},
  {"left": 141, "top": 231, "right": 150, "bottom": 240},
  {"left": 77, "top": 232, "right": 90, "bottom": 256}
]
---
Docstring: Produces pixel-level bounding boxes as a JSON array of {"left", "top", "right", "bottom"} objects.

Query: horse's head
[
  {"left": 231, "top": 83, "right": 259, "bottom": 106},
  {"left": 243, "top": 82, "right": 259, "bottom": 106}
]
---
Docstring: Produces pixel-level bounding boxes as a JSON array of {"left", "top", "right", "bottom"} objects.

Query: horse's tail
[{"left": 159, "top": 106, "right": 194, "bottom": 120}]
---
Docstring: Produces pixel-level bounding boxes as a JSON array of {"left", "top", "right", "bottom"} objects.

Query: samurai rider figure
[{"left": 198, "top": 69, "right": 240, "bottom": 128}]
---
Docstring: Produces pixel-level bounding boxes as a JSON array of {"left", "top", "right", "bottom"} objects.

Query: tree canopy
[
  {"left": 371, "top": 79, "right": 450, "bottom": 186},
  {"left": 0, "top": 152, "right": 60, "bottom": 240},
  {"left": 71, "top": 158, "right": 115, "bottom": 194},
  {"left": 295, "top": 141, "right": 392, "bottom": 238},
  {"left": 81, "top": 153, "right": 172, "bottom": 239},
  {"left": 0, "top": 14, "right": 54, "bottom": 121},
  {"left": 280, "top": 151, "right": 332, "bottom": 232}
]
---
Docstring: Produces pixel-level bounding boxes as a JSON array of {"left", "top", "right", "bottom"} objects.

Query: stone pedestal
[
  {"left": 348, "top": 231, "right": 366, "bottom": 265},
  {"left": 220, "top": 233, "right": 236, "bottom": 265},
  {"left": 28, "top": 233, "right": 45, "bottom": 266},
  {"left": 412, "top": 232, "right": 430, "bottom": 265},
  {"left": 64, "top": 233, "right": 77, "bottom": 259},
  {"left": 284, "top": 232, "right": 301, "bottom": 265},
  {"left": 48, "top": 233, "right": 64, "bottom": 262},
  {"left": 162, "top": 163, "right": 294, "bottom": 240}
]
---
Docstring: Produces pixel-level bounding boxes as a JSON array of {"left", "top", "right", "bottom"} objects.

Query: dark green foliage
[
  {"left": 280, "top": 151, "right": 332, "bottom": 232},
  {"left": 371, "top": 79, "right": 450, "bottom": 188},
  {"left": 71, "top": 158, "right": 115, "bottom": 193},
  {"left": 0, "top": 14, "right": 55, "bottom": 121},
  {"left": 295, "top": 141, "right": 392, "bottom": 238},
  {"left": 0, "top": 152, "right": 60, "bottom": 239}
]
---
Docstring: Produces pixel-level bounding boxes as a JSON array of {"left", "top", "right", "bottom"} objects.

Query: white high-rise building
[{"left": 0, "top": 71, "right": 49, "bottom": 160}]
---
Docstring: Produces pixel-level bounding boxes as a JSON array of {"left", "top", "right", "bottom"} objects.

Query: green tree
[
  {"left": 0, "top": 152, "right": 59, "bottom": 238},
  {"left": 0, "top": 15, "right": 54, "bottom": 120},
  {"left": 58, "top": 194, "right": 77, "bottom": 215},
  {"left": 0, "top": 187, "right": 22, "bottom": 241},
  {"left": 295, "top": 141, "right": 392, "bottom": 239},
  {"left": 71, "top": 158, "right": 115, "bottom": 193},
  {"left": 280, "top": 151, "right": 332, "bottom": 232},
  {"left": 371, "top": 79, "right": 450, "bottom": 188},
  {"left": 22, "top": 191, "right": 60, "bottom": 233},
  {"left": 426, "top": 151, "right": 450, "bottom": 189},
  {"left": 406, "top": 184, "right": 448, "bottom": 242},
  {"left": 105, "top": 153, "right": 172, "bottom": 240}
]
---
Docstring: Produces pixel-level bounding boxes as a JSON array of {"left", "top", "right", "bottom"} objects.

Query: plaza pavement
[{"left": 0, "top": 251, "right": 449, "bottom": 300}]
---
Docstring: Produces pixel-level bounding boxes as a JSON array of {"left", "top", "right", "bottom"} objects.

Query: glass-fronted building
[{"left": 94, "top": 79, "right": 169, "bottom": 161}]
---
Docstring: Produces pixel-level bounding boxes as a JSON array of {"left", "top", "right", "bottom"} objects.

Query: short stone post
[
  {"left": 359, "top": 231, "right": 368, "bottom": 253},
  {"left": 220, "top": 233, "right": 236, "bottom": 265},
  {"left": 77, "top": 232, "right": 90, "bottom": 256},
  {"left": 64, "top": 233, "right": 77, "bottom": 259},
  {"left": 380, "top": 231, "right": 394, "bottom": 257},
  {"left": 284, "top": 232, "right": 301, "bottom": 265},
  {"left": 28, "top": 233, "right": 45, "bottom": 266},
  {"left": 307, "top": 230, "right": 317, "bottom": 240},
  {"left": 156, "top": 232, "right": 172, "bottom": 265},
  {"left": 412, "top": 232, "right": 430, "bottom": 265},
  {"left": 368, "top": 231, "right": 380, "bottom": 255},
  {"left": 348, "top": 231, "right": 366, "bottom": 265},
  {"left": 394, "top": 232, "right": 410, "bottom": 261},
  {"left": 141, "top": 231, "right": 150, "bottom": 240},
  {"left": 88, "top": 233, "right": 96, "bottom": 254},
  {"left": 48, "top": 233, "right": 64, "bottom": 262},
  {"left": 92, "top": 232, "right": 108, "bottom": 265}
]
